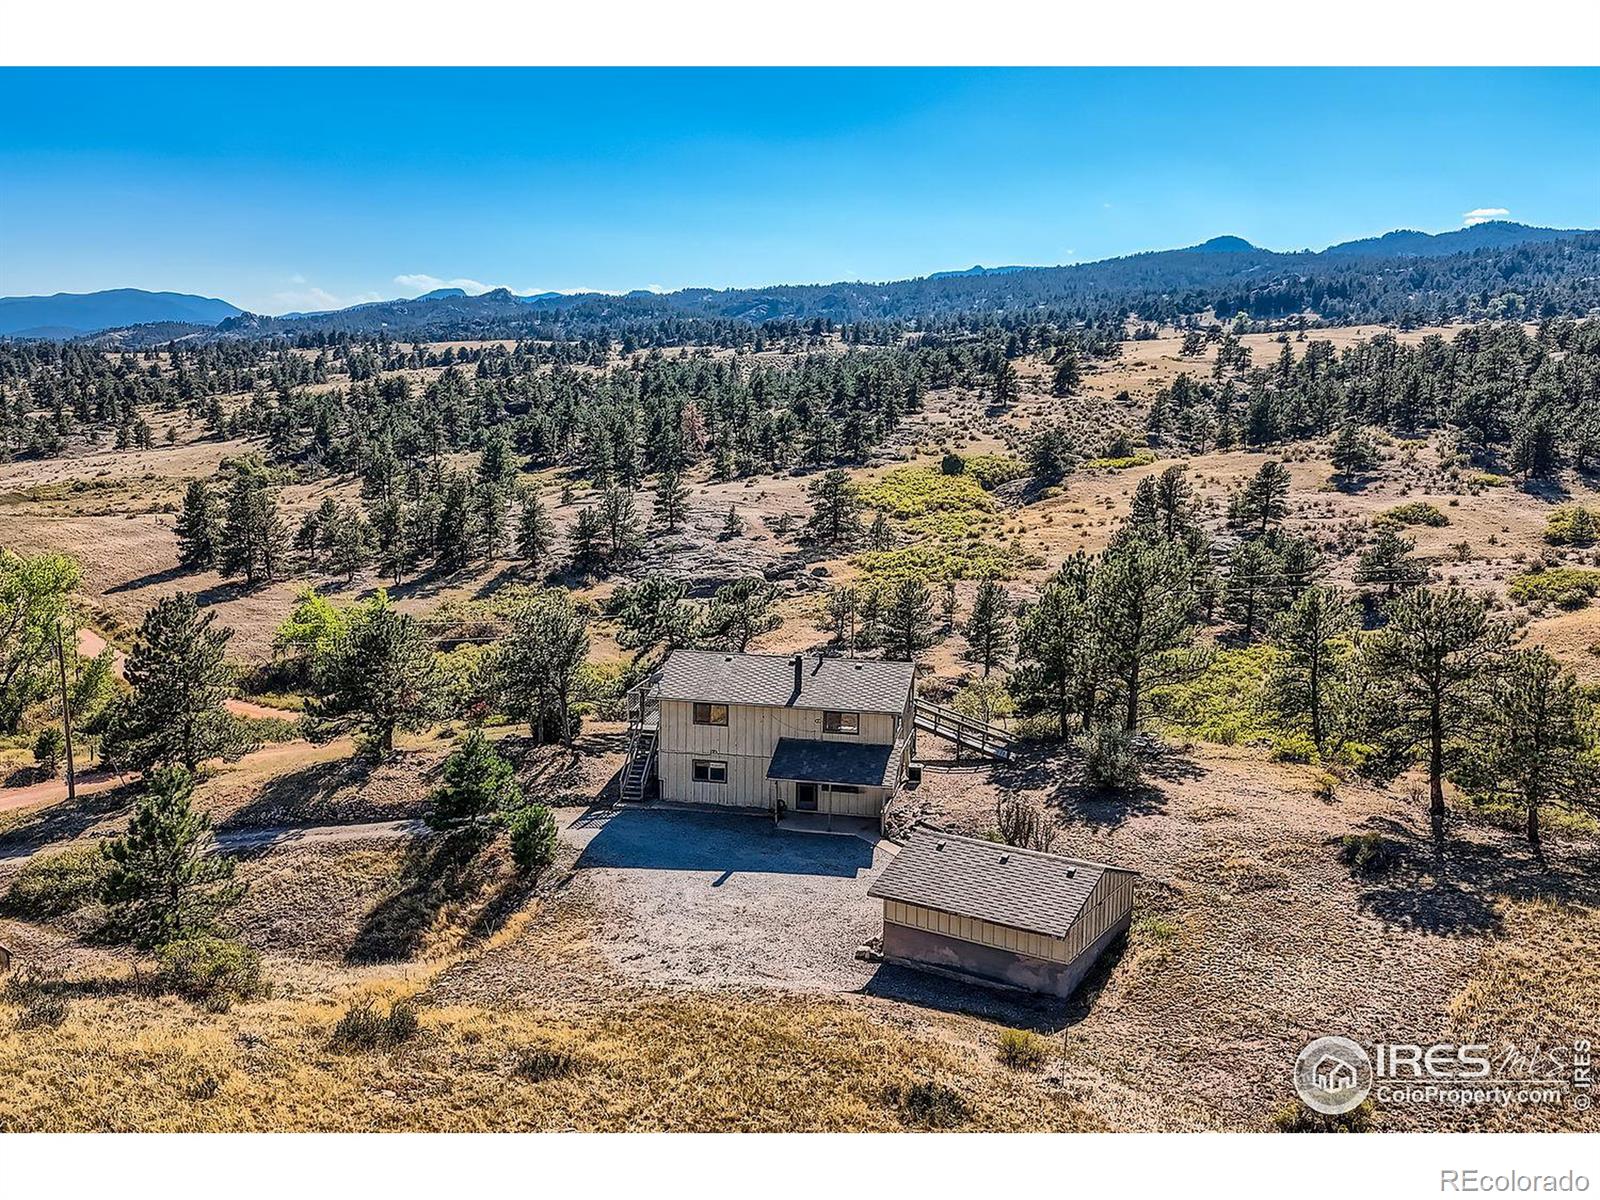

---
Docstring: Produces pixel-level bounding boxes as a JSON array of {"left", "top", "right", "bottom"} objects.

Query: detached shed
[{"left": 867, "top": 828, "right": 1137, "bottom": 998}]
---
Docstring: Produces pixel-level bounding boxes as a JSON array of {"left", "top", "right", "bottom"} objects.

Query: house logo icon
[{"left": 1294, "top": 1036, "right": 1373, "bottom": 1115}]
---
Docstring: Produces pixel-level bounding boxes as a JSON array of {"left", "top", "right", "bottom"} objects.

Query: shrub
[
  {"left": 1083, "top": 450, "right": 1156, "bottom": 470},
  {"left": 1269, "top": 731, "right": 1318, "bottom": 764},
  {"left": 4, "top": 845, "right": 108, "bottom": 918},
  {"left": 158, "top": 935, "right": 267, "bottom": 1012},
  {"left": 330, "top": 996, "right": 421, "bottom": 1052},
  {"left": 508, "top": 803, "right": 558, "bottom": 876},
  {"left": 1338, "top": 832, "right": 1398, "bottom": 877},
  {"left": 514, "top": 1047, "right": 581, "bottom": 1081},
  {"left": 1150, "top": 645, "right": 1277, "bottom": 745},
  {"left": 997, "top": 1028, "right": 1050, "bottom": 1070},
  {"left": 1544, "top": 506, "right": 1598, "bottom": 547},
  {"left": 858, "top": 466, "right": 991, "bottom": 518},
  {"left": 1079, "top": 725, "right": 1141, "bottom": 791},
  {"left": 994, "top": 795, "right": 1056, "bottom": 852},
  {"left": 32, "top": 726, "right": 65, "bottom": 775},
  {"left": 1272, "top": 1098, "right": 1374, "bottom": 1132},
  {"left": 1378, "top": 501, "right": 1449, "bottom": 528},
  {"left": 184, "top": 1068, "right": 225, "bottom": 1102},
  {"left": 3, "top": 971, "right": 70, "bottom": 1030},
  {"left": 962, "top": 454, "right": 1029, "bottom": 490},
  {"left": 890, "top": 1080, "right": 972, "bottom": 1129},
  {"left": 939, "top": 451, "right": 965, "bottom": 476},
  {"left": 1508, "top": 567, "right": 1600, "bottom": 607}
]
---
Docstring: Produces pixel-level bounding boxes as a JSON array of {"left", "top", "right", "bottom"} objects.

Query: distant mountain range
[
  {"left": 5, "top": 221, "right": 1596, "bottom": 341},
  {"left": 0, "top": 288, "right": 243, "bottom": 338}
]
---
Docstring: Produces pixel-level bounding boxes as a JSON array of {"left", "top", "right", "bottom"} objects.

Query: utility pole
[{"left": 55, "top": 622, "right": 75, "bottom": 804}]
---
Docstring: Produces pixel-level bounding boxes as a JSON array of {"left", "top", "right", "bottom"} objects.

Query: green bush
[
  {"left": 508, "top": 803, "right": 558, "bottom": 876},
  {"left": 939, "top": 451, "right": 966, "bottom": 476},
  {"left": 962, "top": 454, "right": 1029, "bottom": 490},
  {"left": 891, "top": 1080, "right": 972, "bottom": 1129},
  {"left": 1544, "top": 506, "right": 1599, "bottom": 547},
  {"left": 1083, "top": 450, "right": 1156, "bottom": 470},
  {"left": 1508, "top": 567, "right": 1600, "bottom": 607},
  {"left": 330, "top": 996, "right": 420, "bottom": 1052},
  {"left": 32, "top": 726, "right": 65, "bottom": 775},
  {"left": 158, "top": 935, "right": 267, "bottom": 1012},
  {"left": 1150, "top": 645, "right": 1277, "bottom": 745},
  {"left": 1377, "top": 501, "right": 1449, "bottom": 527},
  {"left": 1337, "top": 832, "right": 1398, "bottom": 877},
  {"left": 1080, "top": 726, "right": 1141, "bottom": 791},
  {"left": 1269, "top": 731, "right": 1319, "bottom": 764},
  {"left": 996, "top": 1028, "right": 1050, "bottom": 1070},
  {"left": 858, "top": 465, "right": 992, "bottom": 518},
  {"left": 4, "top": 845, "right": 108, "bottom": 918}
]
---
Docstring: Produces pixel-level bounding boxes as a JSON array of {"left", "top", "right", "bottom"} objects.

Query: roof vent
[
  {"left": 999, "top": 853, "right": 1010, "bottom": 864},
  {"left": 1065, "top": 867, "right": 1076, "bottom": 878},
  {"left": 935, "top": 840, "right": 946, "bottom": 851}
]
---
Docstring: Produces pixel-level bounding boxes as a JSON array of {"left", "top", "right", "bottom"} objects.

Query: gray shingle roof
[
  {"left": 765, "top": 737, "right": 898, "bottom": 788},
  {"left": 868, "top": 828, "right": 1136, "bottom": 939},
  {"left": 656, "top": 650, "right": 914, "bottom": 715}
]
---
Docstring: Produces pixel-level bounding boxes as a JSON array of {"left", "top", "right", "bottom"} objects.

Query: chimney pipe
[{"left": 792, "top": 655, "right": 803, "bottom": 695}]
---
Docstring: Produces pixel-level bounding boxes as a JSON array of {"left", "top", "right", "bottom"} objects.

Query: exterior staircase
[
  {"left": 913, "top": 700, "right": 1014, "bottom": 760},
  {"left": 620, "top": 729, "right": 657, "bottom": 802}
]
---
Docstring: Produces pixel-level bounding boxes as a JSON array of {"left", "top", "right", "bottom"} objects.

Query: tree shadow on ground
[
  {"left": 346, "top": 830, "right": 493, "bottom": 964},
  {"left": 860, "top": 933, "right": 1129, "bottom": 1036},
  {"left": 0, "top": 780, "right": 140, "bottom": 859},
  {"left": 967, "top": 739, "right": 1190, "bottom": 830},
  {"left": 103, "top": 563, "right": 193, "bottom": 594},
  {"left": 214, "top": 752, "right": 395, "bottom": 830},
  {"left": 1339, "top": 814, "right": 1600, "bottom": 938}
]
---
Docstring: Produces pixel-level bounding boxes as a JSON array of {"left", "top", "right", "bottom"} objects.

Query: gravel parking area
[{"left": 558, "top": 805, "right": 890, "bottom": 992}]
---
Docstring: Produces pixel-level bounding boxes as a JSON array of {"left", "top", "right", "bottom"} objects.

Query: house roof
[
  {"left": 765, "top": 737, "right": 899, "bottom": 789},
  {"left": 867, "top": 828, "right": 1136, "bottom": 940},
  {"left": 656, "top": 650, "right": 915, "bottom": 715}
]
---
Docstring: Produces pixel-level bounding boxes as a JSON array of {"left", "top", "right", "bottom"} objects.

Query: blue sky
[{"left": 2, "top": 68, "right": 1596, "bottom": 314}]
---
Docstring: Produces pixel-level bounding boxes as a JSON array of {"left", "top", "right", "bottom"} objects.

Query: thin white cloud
[
  {"left": 269, "top": 285, "right": 386, "bottom": 314},
  {"left": 393, "top": 273, "right": 499, "bottom": 296},
  {"left": 1463, "top": 207, "right": 1511, "bottom": 227}
]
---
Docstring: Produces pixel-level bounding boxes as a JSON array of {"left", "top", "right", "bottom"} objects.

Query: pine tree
[
  {"left": 99, "top": 766, "right": 244, "bottom": 950},
  {"left": 1269, "top": 586, "right": 1357, "bottom": 752},
  {"left": 111, "top": 593, "right": 235, "bottom": 772},
  {"left": 1355, "top": 528, "right": 1425, "bottom": 598},
  {"left": 653, "top": 470, "right": 691, "bottom": 533},
  {"left": 962, "top": 579, "right": 1014, "bottom": 676},
  {"left": 613, "top": 576, "right": 699, "bottom": 666},
  {"left": 219, "top": 458, "right": 289, "bottom": 585},
  {"left": 1051, "top": 350, "right": 1081, "bottom": 397},
  {"left": 1363, "top": 587, "right": 1510, "bottom": 842},
  {"left": 1475, "top": 649, "right": 1595, "bottom": 854},
  {"left": 1230, "top": 460, "right": 1291, "bottom": 536},
  {"left": 1330, "top": 423, "right": 1376, "bottom": 482},
  {"left": 879, "top": 577, "right": 936, "bottom": 662},
  {"left": 492, "top": 591, "right": 591, "bottom": 745},
  {"left": 515, "top": 488, "right": 556, "bottom": 570},
  {"left": 428, "top": 728, "right": 522, "bottom": 834},
  {"left": 804, "top": 469, "right": 862, "bottom": 547},
  {"left": 701, "top": 578, "right": 780, "bottom": 653},
  {"left": 1092, "top": 539, "right": 1197, "bottom": 731},
  {"left": 568, "top": 506, "right": 606, "bottom": 569},
  {"left": 1014, "top": 556, "right": 1098, "bottom": 735},
  {"left": 719, "top": 505, "right": 743, "bottom": 540},
  {"left": 175, "top": 480, "right": 221, "bottom": 570},
  {"left": 600, "top": 487, "right": 642, "bottom": 561},
  {"left": 822, "top": 586, "right": 859, "bottom": 649},
  {"left": 868, "top": 510, "right": 894, "bottom": 551},
  {"left": 327, "top": 507, "right": 373, "bottom": 582}
]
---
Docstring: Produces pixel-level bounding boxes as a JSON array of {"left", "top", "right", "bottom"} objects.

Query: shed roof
[
  {"left": 657, "top": 650, "right": 914, "bottom": 715},
  {"left": 766, "top": 737, "right": 898, "bottom": 788},
  {"left": 868, "top": 828, "right": 1136, "bottom": 939}
]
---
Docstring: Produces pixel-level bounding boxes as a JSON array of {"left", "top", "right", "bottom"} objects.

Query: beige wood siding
[
  {"left": 656, "top": 696, "right": 906, "bottom": 809},
  {"left": 777, "top": 779, "right": 886, "bottom": 818},
  {"left": 882, "top": 869, "right": 1135, "bottom": 965}
]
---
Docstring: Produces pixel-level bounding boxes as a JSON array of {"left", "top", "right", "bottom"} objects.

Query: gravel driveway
[{"left": 558, "top": 805, "right": 890, "bottom": 992}]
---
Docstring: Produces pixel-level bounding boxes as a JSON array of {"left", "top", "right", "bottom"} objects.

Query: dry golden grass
[{"left": 0, "top": 980, "right": 1099, "bottom": 1132}]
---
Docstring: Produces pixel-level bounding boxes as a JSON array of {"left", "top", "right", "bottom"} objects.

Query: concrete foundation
[{"left": 881, "top": 911, "right": 1131, "bottom": 999}]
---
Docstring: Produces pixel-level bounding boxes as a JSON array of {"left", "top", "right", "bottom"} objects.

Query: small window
[
  {"left": 830, "top": 784, "right": 861, "bottom": 795},
  {"left": 693, "top": 703, "right": 728, "bottom": 727},
  {"left": 823, "top": 710, "right": 859, "bottom": 734},
  {"left": 692, "top": 759, "right": 727, "bottom": 784}
]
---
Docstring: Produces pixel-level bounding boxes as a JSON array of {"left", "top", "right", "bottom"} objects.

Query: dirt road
[{"left": 76, "top": 627, "right": 289, "bottom": 720}]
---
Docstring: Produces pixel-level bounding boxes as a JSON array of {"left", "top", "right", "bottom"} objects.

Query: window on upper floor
[
  {"left": 823, "top": 710, "right": 859, "bottom": 734},
  {"left": 693, "top": 702, "right": 729, "bottom": 726}
]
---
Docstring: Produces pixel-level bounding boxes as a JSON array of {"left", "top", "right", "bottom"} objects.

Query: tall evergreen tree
[
  {"left": 111, "top": 593, "right": 235, "bottom": 772},
  {"left": 99, "top": 765, "right": 244, "bottom": 950},
  {"left": 309, "top": 594, "right": 441, "bottom": 753},
  {"left": 175, "top": 480, "right": 222, "bottom": 570},
  {"left": 492, "top": 591, "right": 591, "bottom": 745},
  {"left": 879, "top": 577, "right": 936, "bottom": 662},
  {"left": 515, "top": 487, "right": 556, "bottom": 571},
  {"left": 1270, "top": 586, "right": 1357, "bottom": 752},
  {"left": 804, "top": 469, "right": 863, "bottom": 547},
  {"left": 701, "top": 578, "right": 780, "bottom": 653},
  {"left": 653, "top": 470, "right": 691, "bottom": 533},
  {"left": 961, "top": 579, "right": 1014, "bottom": 676},
  {"left": 1092, "top": 538, "right": 1197, "bottom": 731}
]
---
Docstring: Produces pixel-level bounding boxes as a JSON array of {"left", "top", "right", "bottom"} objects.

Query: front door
[{"left": 795, "top": 782, "right": 818, "bottom": 812}]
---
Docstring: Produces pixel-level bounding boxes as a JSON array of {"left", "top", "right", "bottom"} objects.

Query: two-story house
[{"left": 623, "top": 649, "right": 918, "bottom": 820}]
